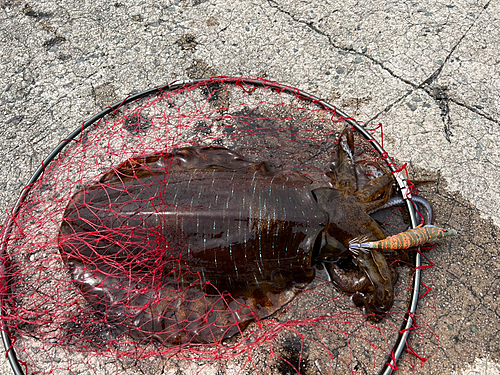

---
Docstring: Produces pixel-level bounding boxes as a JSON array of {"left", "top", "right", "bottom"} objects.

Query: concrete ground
[{"left": 0, "top": 0, "right": 498, "bottom": 374}]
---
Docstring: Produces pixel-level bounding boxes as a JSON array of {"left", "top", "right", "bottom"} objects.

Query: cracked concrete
[{"left": 0, "top": 0, "right": 498, "bottom": 374}]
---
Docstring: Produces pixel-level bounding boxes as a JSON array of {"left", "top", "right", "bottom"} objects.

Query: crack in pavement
[
  {"left": 416, "top": 0, "right": 496, "bottom": 141},
  {"left": 267, "top": 0, "right": 498, "bottom": 132}
]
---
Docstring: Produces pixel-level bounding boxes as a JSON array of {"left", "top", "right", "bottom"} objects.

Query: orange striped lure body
[{"left": 349, "top": 225, "right": 457, "bottom": 253}]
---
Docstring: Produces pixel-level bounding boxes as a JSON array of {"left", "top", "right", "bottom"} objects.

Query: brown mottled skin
[{"left": 59, "top": 130, "right": 397, "bottom": 345}]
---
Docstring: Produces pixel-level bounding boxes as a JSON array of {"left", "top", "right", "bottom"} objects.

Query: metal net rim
[{"left": 0, "top": 76, "right": 421, "bottom": 375}]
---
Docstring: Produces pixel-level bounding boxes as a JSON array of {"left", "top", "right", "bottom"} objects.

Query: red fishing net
[{"left": 0, "top": 77, "right": 438, "bottom": 375}]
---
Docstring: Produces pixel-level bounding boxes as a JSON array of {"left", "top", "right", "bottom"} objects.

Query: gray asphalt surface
[{"left": 0, "top": 0, "right": 499, "bottom": 374}]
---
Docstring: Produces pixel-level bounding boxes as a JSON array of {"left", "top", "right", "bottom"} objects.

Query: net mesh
[{"left": 1, "top": 77, "right": 437, "bottom": 375}]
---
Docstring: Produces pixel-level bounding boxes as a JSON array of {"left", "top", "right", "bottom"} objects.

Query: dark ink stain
[
  {"left": 23, "top": 5, "right": 52, "bottom": 19},
  {"left": 61, "top": 317, "right": 115, "bottom": 349},
  {"left": 15, "top": 318, "right": 39, "bottom": 334},
  {"left": 186, "top": 59, "right": 218, "bottom": 79},
  {"left": 186, "top": 60, "right": 225, "bottom": 108},
  {"left": 123, "top": 114, "right": 152, "bottom": 135},
  {"left": 192, "top": 120, "right": 213, "bottom": 137},
  {"left": 177, "top": 34, "right": 198, "bottom": 50},
  {"left": 230, "top": 107, "right": 282, "bottom": 135},
  {"left": 273, "top": 338, "right": 310, "bottom": 375},
  {"left": 43, "top": 36, "right": 66, "bottom": 49},
  {"left": 92, "top": 82, "right": 117, "bottom": 109},
  {"left": 202, "top": 82, "right": 225, "bottom": 104}
]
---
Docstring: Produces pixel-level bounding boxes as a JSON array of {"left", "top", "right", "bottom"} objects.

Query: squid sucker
[{"left": 58, "top": 130, "right": 448, "bottom": 346}]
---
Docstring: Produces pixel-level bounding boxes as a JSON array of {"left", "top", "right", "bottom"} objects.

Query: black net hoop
[{"left": 0, "top": 77, "right": 425, "bottom": 375}]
